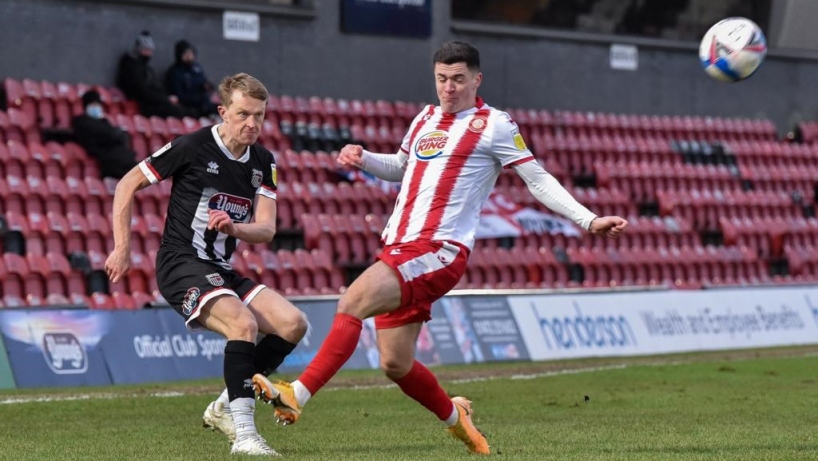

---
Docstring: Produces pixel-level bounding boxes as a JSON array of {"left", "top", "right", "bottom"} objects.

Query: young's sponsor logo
[
  {"left": 182, "top": 288, "right": 201, "bottom": 316},
  {"left": 42, "top": 332, "right": 87, "bottom": 374},
  {"left": 208, "top": 193, "right": 252, "bottom": 222}
]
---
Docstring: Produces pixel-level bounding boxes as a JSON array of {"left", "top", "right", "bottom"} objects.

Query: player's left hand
[
  {"left": 208, "top": 210, "right": 237, "bottom": 236},
  {"left": 589, "top": 216, "right": 628, "bottom": 239}
]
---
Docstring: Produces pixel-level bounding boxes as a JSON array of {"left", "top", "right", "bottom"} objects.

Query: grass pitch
[{"left": 0, "top": 347, "right": 816, "bottom": 460}]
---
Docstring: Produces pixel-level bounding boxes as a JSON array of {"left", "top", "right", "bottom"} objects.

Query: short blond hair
[{"left": 218, "top": 73, "right": 269, "bottom": 107}]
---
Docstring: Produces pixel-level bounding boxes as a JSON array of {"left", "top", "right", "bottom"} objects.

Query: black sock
[
  {"left": 254, "top": 334, "right": 298, "bottom": 376},
  {"left": 224, "top": 340, "right": 256, "bottom": 401}
]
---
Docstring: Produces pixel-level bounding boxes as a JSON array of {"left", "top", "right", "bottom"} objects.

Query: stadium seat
[
  {"left": 274, "top": 250, "right": 297, "bottom": 292},
  {"left": 112, "top": 292, "right": 137, "bottom": 310},
  {"left": 131, "top": 291, "right": 154, "bottom": 309},
  {"left": 45, "top": 293, "right": 71, "bottom": 306},
  {"left": 3, "top": 253, "right": 30, "bottom": 300},
  {"left": 89, "top": 292, "right": 115, "bottom": 310}
]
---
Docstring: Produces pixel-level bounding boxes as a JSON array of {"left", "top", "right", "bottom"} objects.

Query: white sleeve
[
  {"left": 360, "top": 150, "right": 408, "bottom": 182},
  {"left": 514, "top": 160, "right": 597, "bottom": 230},
  {"left": 490, "top": 111, "right": 535, "bottom": 168}
]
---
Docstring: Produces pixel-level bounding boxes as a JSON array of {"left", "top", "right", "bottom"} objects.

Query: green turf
[{"left": 0, "top": 349, "right": 816, "bottom": 460}]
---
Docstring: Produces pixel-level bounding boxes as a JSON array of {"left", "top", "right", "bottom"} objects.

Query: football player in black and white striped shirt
[{"left": 106, "top": 73, "right": 305, "bottom": 456}]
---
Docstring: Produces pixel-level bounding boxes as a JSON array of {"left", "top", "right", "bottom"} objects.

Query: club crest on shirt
[
  {"left": 468, "top": 117, "right": 487, "bottom": 133},
  {"left": 251, "top": 168, "right": 263, "bottom": 188},
  {"left": 414, "top": 131, "right": 448, "bottom": 161},
  {"left": 205, "top": 273, "right": 225, "bottom": 287}
]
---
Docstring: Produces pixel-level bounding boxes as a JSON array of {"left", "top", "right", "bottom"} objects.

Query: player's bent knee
[
  {"left": 380, "top": 356, "right": 412, "bottom": 380},
  {"left": 279, "top": 310, "right": 308, "bottom": 341},
  {"left": 292, "top": 311, "right": 308, "bottom": 339},
  {"left": 226, "top": 313, "right": 258, "bottom": 342},
  {"left": 337, "top": 292, "right": 367, "bottom": 318}
]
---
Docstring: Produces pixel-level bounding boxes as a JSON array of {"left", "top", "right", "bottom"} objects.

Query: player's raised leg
[
  {"left": 378, "top": 323, "right": 490, "bottom": 455},
  {"left": 210, "top": 286, "right": 307, "bottom": 434},
  {"left": 198, "top": 294, "right": 278, "bottom": 456},
  {"left": 254, "top": 260, "right": 401, "bottom": 424},
  {"left": 247, "top": 287, "right": 308, "bottom": 375}
]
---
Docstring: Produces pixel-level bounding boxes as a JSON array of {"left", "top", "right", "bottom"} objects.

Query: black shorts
[{"left": 156, "top": 250, "right": 265, "bottom": 330}]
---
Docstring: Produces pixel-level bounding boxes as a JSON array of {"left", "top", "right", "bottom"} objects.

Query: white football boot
[
  {"left": 202, "top": 401, "right": 237, "bottom": 443},
  {"left": 230, "top": 433, "right": 280, "bottom": 456}
]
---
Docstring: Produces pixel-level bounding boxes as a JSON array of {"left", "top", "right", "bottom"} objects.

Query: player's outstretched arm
[
  {"left": 105, "top": 165, "right": 151, "bottom": 282},
  {"left": 337, "top": 144, "right": 407, "bottom": 182},
  {"left": 513, "top": 160, "right": 628, "bottom": 238},
  {"left": 208, "top": 195, "right": 277, "bottom": 244}
]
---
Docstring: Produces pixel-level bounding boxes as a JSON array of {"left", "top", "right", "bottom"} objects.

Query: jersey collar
[{"left": 212, "top": 124, "right": 251, "bottom": 163}]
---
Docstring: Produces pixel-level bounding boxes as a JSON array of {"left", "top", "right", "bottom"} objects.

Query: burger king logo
[{"left": 414, "top": 131, "right": 448, "bottom": 160}]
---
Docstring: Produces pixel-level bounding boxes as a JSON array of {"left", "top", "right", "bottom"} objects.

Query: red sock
[
  {"left": 393, "top": 360, "right": 455, "bottom": 421},
  {"left": 298, "top": 313, "right": 362, "bottom": 395}
]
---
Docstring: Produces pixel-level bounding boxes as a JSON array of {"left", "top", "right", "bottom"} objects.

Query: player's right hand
[
  {"left": 104, "top": 248, "right": 131, "bottom": 283},
  {"left": 589, "top": 216, "right": 628, "bottom": 239},
  {"left": 337, "top": 144, "right": 365, "bottom": 169}
]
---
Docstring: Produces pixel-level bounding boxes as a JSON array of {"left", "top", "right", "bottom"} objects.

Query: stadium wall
[
  {"left": 1, "top": 287, "right": 817, "bottom": 388},
  {"left": 0, "top": 0, "right": 817, "bottom": 131},
  {"left": 0, "top": 334, "right": 15, "bottom": 389}
]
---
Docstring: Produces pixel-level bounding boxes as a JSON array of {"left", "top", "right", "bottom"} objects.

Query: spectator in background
[
  {"left": 166, "top": 40, "right": 218, "bottom": 118},
  {"left": 71, "top": 90, "right": 137, "bottom": 179},
  {"left": 116, "top": 31, "right": 185, "bottom": 118}
]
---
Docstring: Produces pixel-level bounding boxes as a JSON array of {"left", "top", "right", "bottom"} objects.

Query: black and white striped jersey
[{"left": 138, "top": 124, "right": 277, "bottom": 268}]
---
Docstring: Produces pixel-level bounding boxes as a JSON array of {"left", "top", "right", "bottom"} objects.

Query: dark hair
[
  {"left": 174, "top": 39, "right": 195, "bottom": 63},
  {"left": 81, "top": 90, "right": 102, "bottom": 108},
  {"left": 433, "top": 41, "right": 480, "bottom": 71}
]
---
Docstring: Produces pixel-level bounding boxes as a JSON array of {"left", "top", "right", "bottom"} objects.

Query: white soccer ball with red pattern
[{"left": 699, "top": 17, "right": 767, "bottom": 83}]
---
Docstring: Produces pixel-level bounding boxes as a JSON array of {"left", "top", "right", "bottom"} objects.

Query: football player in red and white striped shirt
[{"left": 254, "top": 42, "right": 628, "bottom": 454}]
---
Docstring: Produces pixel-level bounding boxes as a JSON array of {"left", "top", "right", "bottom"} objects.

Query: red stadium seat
[
  {"left": 89, "top": 293, "right": 115, "bottom": 310},
  {"left": 46, "top": 293, "right": 71, "bottom": 306},
  {"left": 275, "top": 250, "right": 297, "bottom": 292},
  {"left": 112, "top": 292, "right": 137, "bottom": 310},
  {"left": 3, "top": 253, "right": 30, "bottom": 299},
  {"left": 7, "top": 108, "right": 40, "bottom": 144}
]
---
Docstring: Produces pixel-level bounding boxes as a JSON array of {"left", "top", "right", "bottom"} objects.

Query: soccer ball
[{"left": 699, "top": 17, "right": 767, "bottom": 82}]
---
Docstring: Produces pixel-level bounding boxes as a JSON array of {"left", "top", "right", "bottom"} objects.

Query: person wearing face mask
[
  {"left": 166, "top": 40, "right": 217, "bottom": 118},
  {"left": 116, "top": 30, "right": 185, "bottom": 118},
  {"left": 71, "top": 90, "right": 137, "bottom": 179}
]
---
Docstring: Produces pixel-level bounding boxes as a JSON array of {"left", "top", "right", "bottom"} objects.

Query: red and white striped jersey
[{"left": 382, "top": 98, "right": 534, "bottom": 249}]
